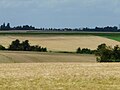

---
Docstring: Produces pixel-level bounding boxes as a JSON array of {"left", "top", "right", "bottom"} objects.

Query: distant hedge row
[
  {"left": 0, "top": 39, "right": 47, "bottom": 52},
  {"left": 76, "top": 47, "right": 96, "bottom": 54}
]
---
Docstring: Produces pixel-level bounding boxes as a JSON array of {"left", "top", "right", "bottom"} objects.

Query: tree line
[
  {"left": 76, "top": 44, "right": 120, "bottom": 62},
  {"left": 0, "top": 39, "right": 47, "bottom": 52},
  {"left": 0, "top": 23, "right": 119, "bottom": 32},
  {"left": 76, "top": 47, "right": 96, "bottom": 54},
  {"left": 0, "top": 23, "right": 37, "bottom": 30}
]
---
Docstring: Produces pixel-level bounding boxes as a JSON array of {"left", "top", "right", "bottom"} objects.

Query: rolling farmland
[
  {"left": 0, "top": 35, "right": 119, "bottom": 52},
  {"left": 1, "top": 0, "right": 120, "bottom": 89},
  {"left": 0, "top": 32, "right": 119, "bottom": 89}
]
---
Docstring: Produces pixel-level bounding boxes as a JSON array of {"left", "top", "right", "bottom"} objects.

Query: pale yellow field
[
  {"left": 0, "top": 63, "right": 120, "bottom": 90},
  {"left": 0, "top": 51, "right": 96, "bottom": 63},
  {"left": 0, "top": 35, "right": 119, "bottom": 51}
]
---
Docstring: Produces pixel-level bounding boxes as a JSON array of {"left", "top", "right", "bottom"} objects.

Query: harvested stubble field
[
  {"left": 0, "top": 35, "right": 119, "bottom": 51},
  {"left": 0, "top": 51, "right": 96, "bottom": 63},
  {"left": 0, "top": 63, "right": 120, "bottom": 90}
]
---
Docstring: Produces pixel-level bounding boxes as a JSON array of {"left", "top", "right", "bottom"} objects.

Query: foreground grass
[{"left": 0, "top": 63, "right": 120, "bottom": 90}]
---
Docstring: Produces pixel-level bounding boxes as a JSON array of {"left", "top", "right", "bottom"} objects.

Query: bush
[
  {"left": 76, "top": 47, "right": 81, "bottom": 53},
  {"left": 81, "top": 48, "right": 92, "bottom": 54},
  {"left": 8, "top": 39, "right": 47, "bottom": 52},
  {"left": 95, "top": 44, "right": 120, "bottom": 62},
  {"left": 76, "top": 47, "right": 95, "bottom": 54},
  {"left": 9, "top": 39, "right": 21, "bottom": 50},
  {"left": 0, "top": 45, "right": 5, "bottom": 50}
]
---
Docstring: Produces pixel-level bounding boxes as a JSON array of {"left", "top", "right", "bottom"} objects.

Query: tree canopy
[
  {"left": 8, "top": 39, "right": 47, "bottom": 52},
  {"left": 96, "top": 44, "right": 120, "bottom": 62}
]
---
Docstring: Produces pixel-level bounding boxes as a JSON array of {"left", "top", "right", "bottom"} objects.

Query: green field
[
  {"left": 102, "top": 35, "right": 120, "bottom": 42},
  {"left": 93, "top": 33, "right": 120, "bottom": 42}
]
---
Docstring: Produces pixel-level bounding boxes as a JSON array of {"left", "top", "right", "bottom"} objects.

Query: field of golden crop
[
  {"left": 0, "top": 63, "right": 120, "bottom": 90},
  {"left": 0, "top": 35, "right": 119, "bottom": 51}
]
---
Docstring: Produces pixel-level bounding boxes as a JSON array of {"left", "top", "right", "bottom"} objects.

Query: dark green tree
[
  {"left": 0, "top": 23, "right": 6, "bottom": 30},
  {"left": 95, "top": 44, "right": 120, "bottom": 62},
  {"left": 6, "top": 23, "right": 11, "bottom": 30},
  {"left": 9, "top": 39, "right": 21, "bottom": 50},
  {"left": 0, "top": 45, "right": 5, "bottom": 50},
  {"left": 21, "top": 40, "right": 30, "bottom": 51},
  {"left": 76, "top": 47, "right": 81, "bottom": 53},
  {"left": 81, "top": 48, "right": 92, "bottom": 54},
  {"left": 8, "top": 39, "right": 47, "bottom": 52}
]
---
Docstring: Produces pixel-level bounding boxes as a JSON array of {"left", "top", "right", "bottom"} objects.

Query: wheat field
[
  {"left": 0, "top": 63, "right": 120, "bottom": 90},
  {"left": 0, "top": 35, "right": 119, "bottom": 51}
]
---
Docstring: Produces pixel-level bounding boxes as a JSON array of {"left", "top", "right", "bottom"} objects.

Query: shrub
[
  {"left": 95, "top": 44, "right": 120, "bottom": 62},
  {"left": 8, "top": 39, "right": 47, "bottom": 52},
  {"left": 81, "top": 48, "right": 92, "bottom": 54},
  {"left": 76, "top": 47, "right": 81, "bottom": 53},
  {"left": 8, "top": 39, "right": 21, "bottom": 50},
  {"left": 0, "top": 45, "right": 5, "bottom": 50},
  {"left": 76, "top": 47, "right": 94, "bottom": 54}
]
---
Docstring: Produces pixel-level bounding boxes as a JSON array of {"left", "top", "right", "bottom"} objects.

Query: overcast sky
[{"left": 0, "top": 0, "right": 120, "bottom": 28}]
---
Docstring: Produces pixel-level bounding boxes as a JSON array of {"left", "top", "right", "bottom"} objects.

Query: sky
[{"left": 0, "top": 0, "right": 120, "bottom": 28}]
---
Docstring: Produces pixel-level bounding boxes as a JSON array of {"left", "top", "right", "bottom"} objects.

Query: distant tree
[
  {"left": 8, "top": 39, "right": 47, "bottom": 52},
  {"left": 21, "top": 40, "right": 30, "bottom": 51},
  {"left": 8, "top": 39, "right": 21, "bottom": 50},
  {"left": 97, "top": 43, "right": 106, "bottom": 51},
  {"left": 112, "top": 45, "right": 120, "bottom": 61},
  {"left": 76, "top": 47, "right": 81, "bottom": 53},
  {"left": 0, "top": 23, "right": 6, "bottom": 30},
  {"left": 76, "top": 47, "right": 94, "bottom": 54},
  {"left": 0, "top": 23, "right": 11, "bottom": 30},
  {"left": 41, "top": 47, "right": 47, "bottom": 52},
  {"left": 6, "top": 23, "right": 11, "bottom": 30},
  {"left": 81, "top": 48, "right": 92, "bottom": 54}
]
